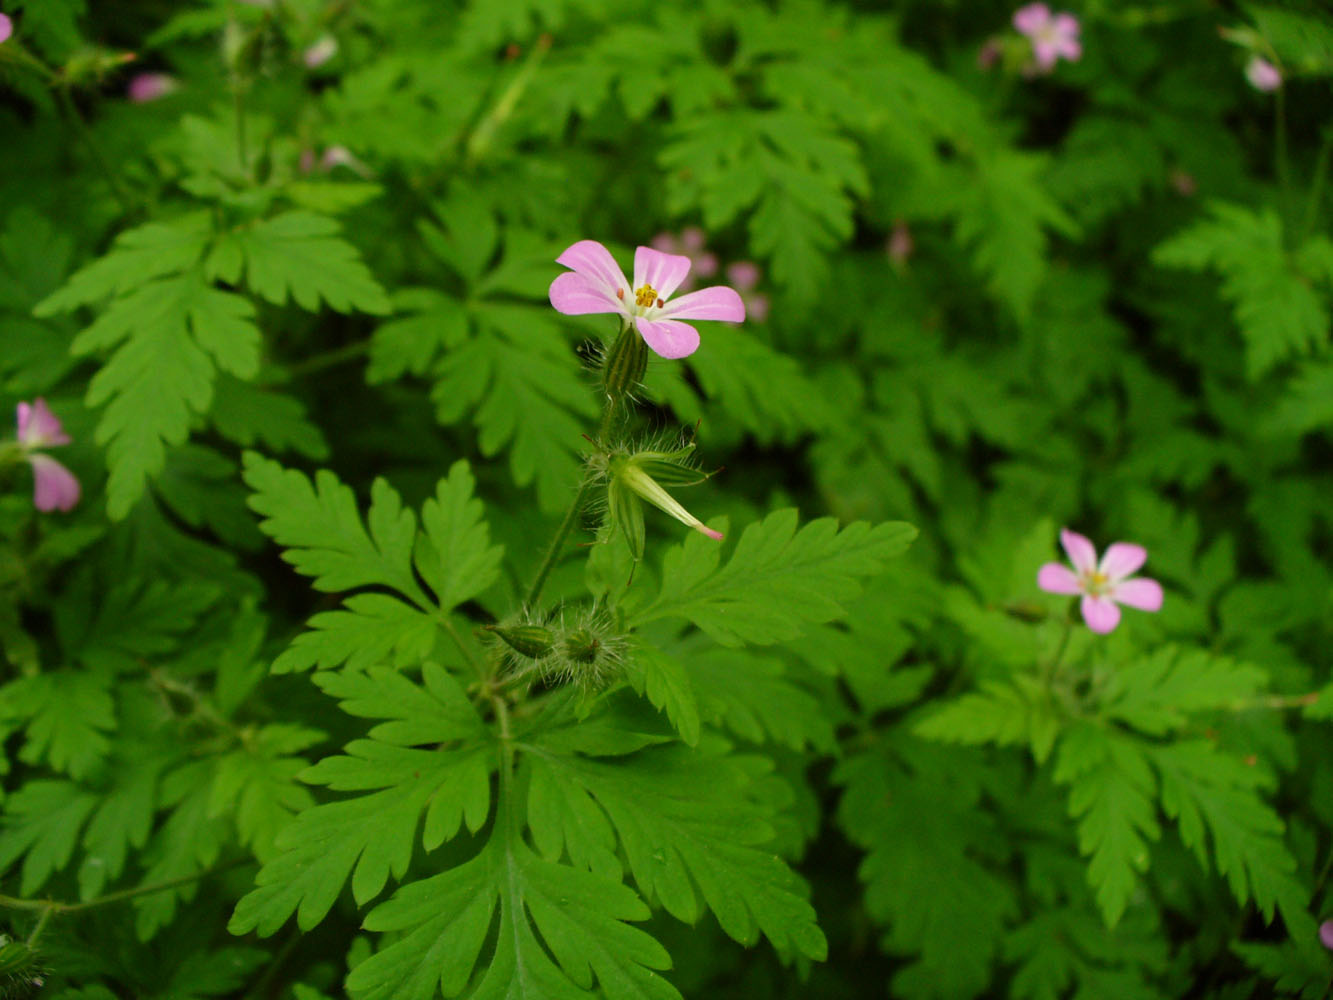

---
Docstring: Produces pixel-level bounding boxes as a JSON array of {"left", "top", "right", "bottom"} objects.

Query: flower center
[
  {"left": 634, "top": 284, "right": 660, "bottom": 309},
  {"left": 1085, "top": 570, "right": 1109, "bottom": 595}
]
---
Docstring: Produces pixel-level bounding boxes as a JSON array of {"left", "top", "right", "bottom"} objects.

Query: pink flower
[
  {"left": 127, "top": 72, "right": 179, "bottom": 103},
  {"left": 650, "top": 227, "right": 718, "bottom": 292},
  {"left": 725, "top": 261, "right": 769, "bottom": 323},
  {"left": 303, "top": 35, "right": 338, "bottom": 69},
  {"left": 549, "top": 240, "right": 745, "bottom": 360},
  {"left": 0, "top": 14, "right": 12, "bottom": 45},
  {"left": 1013, "top": 3, "right": 1081, "bottom": 71},
  {"left": 1037, "top": 528, "right": 1162, "bottom": 633},
  {"left": 887, "top": 220, "right": 914, "bottom": 267},
  {"left": 1320, "top": 920, "right": 1333, "bottom": 952},
  {"left": 15, "top": 399, "right": 80, "bottom": 513},
  {"left": 1245, "top": 56, "right": 1281, "bottom": 92}
]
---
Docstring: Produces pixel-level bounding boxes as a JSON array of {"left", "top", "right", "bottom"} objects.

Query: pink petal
[
  {"left": 1059, "top": 528, "right": 1098, "bottom": 576},
  {"left": 29, "top": 454, "right": 80, "bottom": 512},
  {"left": 1099, "top": 542, "right": 1146, "bottom": 581},
  {"left": 694, "top": 523, "right": 724, "bottom": 541},
  {"left": 659, "top": 285, "right": 746, "bottom": 323},
  {"left": 680, "top": 227, "right": 706, "bottom": 252},
  {"left": 1052, "top": 12, "right": 1080, "bottom": 38},
  {"left": 747, "top": 293, "right": 770, "bottom": 323},
  {"left": 636, "top": 318, "right": 700, "bottom": 359},
  {"left": 633, "top": 247, "right": 691, "bottom": 301},
  {"left": 693, "top": 252, "right": 718, "bottom": 278},
  {"left": 650, "top": 233, "right": 677, "bottom": 253},
  {"left": 1031, "top": 39, "right": 1060, "bottom": 69},
  {"left": 0, "top": 15, "right": 11, "bottom": 45},
  {"left": 17, "top": 398, "right": 71, "bottom": 448},
  {"left": 1038, "top": 562, "right": 1082, "bottom": 595},
  {"left": 1080, "top": 595, "right": 1121, "bottom": 634},
  {"left": 549, "top": 271, "right": 627, "bottom": 316},
  {"left": 1319, "top": 920, "right": 1333, "bottom": 952},
  {"left": 556, "top": 240, "right": 631, "bottom": 299},
  {"left": 1012, "top": 3, "right": 1051, "bottom": 36},
  {"left": 1056, "top": 37, "right": 1082, "bottom": 61},
  {"left": 1109, "top": 577, "right": 1163, "bottom": 612}
]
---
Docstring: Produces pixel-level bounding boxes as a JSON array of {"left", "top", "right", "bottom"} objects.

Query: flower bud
[
  {"left": 563, "top": 627, "right": 600, "bottom": 664},
  {"left": 486, "top": 624, "right": 556, "bottom": 659},
  {"left": 0, "top": 937, "right": 45, "bottom": 995},
  {"left": 609, "top": 453, "right": 722, "bottom": 552}
]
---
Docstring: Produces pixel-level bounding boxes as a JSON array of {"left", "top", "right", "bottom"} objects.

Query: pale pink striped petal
[
  {"left": 1052, "top": 13, "right": 1080, "bottom": 38},
  {"left": 549, "top": 272, "right": 627, "bottom": 316},
  {"left": 1099, "top": 542, "right": 1146, "bottom": 581},
  {"left": 1038, "top": 562, "right": 1082, "bottom": 595},
  {"left": 17, "top": 399, "right": 71, "bottom": 448},
  {"left": 636, "top": 318, "right": 700, "bottom": 359},
  {"left": 634, "top": 247, "right": 692, "bottom": 300},
  {"left": 1110, "top": 577, "right": 1163, "bottom": 612},
  {"left": 1060, "top": 528, "right": 1097, "bottom": 576},
  {"left": 1032, "top": 40, "right": 1060, "bottom": 69},
  {"left": 1013, "top": 3, "right": 1051, "bottom": 36},
  {"left": 660, "top": 285, "right": 745, "bottom": 323},
  {"left": 0, "top": 15, "right": 12, "bottom": 45},
  {"left": 556, "top": 240, "right": 630, "bottom": 298},
  {"left": 29, "top": 454, "right": 80, "bottom": 512},
  {"left": 1081, "top": 595, "right": 1121, "bottom": 633}
]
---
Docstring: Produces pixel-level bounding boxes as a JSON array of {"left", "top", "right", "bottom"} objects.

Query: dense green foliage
[{"left": 2, "top": 0, "right": 1333, "bottom": 997}]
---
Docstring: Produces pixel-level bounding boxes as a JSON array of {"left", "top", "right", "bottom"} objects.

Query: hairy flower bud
[{"left": 486, "top": 623, "right": 556, "bottom": 659}]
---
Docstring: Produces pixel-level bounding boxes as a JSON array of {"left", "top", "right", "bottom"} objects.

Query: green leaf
[
  {"left": 836, "top": 741, "right": 1018, "bottom": 999},
  {"left": 915, "top": 676, "right": 1062, "bottom": 765},
  {"left": 78, "top": 756, "right": 163, "bottom": 899},
  {"left": 210, "top": 375, "right": 330, "bottom": 459},
  {"left": 271, "top": 593, "right": 439, "bottom": 674},
  {"left": 622, "top": 647, "right": 701, "bottom": 747},
  {"left": 527, "top": 739, "right": 828, "bottom": 962},
  {"left": 222, "top": 212, "right": 391, "bottom": 314},
  {"left": 242, "top": 455, "right": 428, "bottom": 604},
  {"left": 0, "top": 671, "right": 114, "bottom": 780},
  {"left": 430, "top": 302, "right": 597, "bottom": 511},
  {"left": 209, "top": 724, "right": 324, "bottom": 863},
  {"left": 33, "top": 212, "right": 213, "bottom": 315},
  {"left": 413, "top": 460, "right": 504, "bottom": 612},
  {"left": 347, "top": 816, "right": 679, "bottom": 1000},
  {"left": 228, "top": 665, "right": 494, "bottom": 936},
  {"left": 634, "top": 510, "right": 916, "bottom": 646},
  {"left": 1150, "top": 741, "right": 1308, "bottom": 930},
  {"left": 1053, "top": 725, "right": 1159, "bottom": 927},
  {"left": 680, "top": 648, "right": 835, "bottom": 752},
  {"left": 1100, "top": 647, "right": 1266, "bottom": 736},
  {"left": 1154, "top": 202, "right": 1332, "bottom": 377},
  {"left": 72, "top": 274, "right": 261, "bottom": 518},
  {"left": 0, "top": 780, "right": 98, "bottom": 895}
]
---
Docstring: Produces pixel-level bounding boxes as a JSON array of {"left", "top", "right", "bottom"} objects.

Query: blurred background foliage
[{"left": 3, "top": 0, "right": 1333, "bottom": 997}]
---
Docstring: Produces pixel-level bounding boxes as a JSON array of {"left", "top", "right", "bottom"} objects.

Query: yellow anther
[{"left": 634, "top": 284, "right": 659, "bottom": 308}]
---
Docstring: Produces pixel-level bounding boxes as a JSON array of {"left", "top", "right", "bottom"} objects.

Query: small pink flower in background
[
  {"left": 320, "top": 145, "right": 373, "bottom": 177},
  {"left": 887, "top": 220, "right": 914, "bottom": 268},
  {"left": 1013, "top": 3, "right": 1081, "bottom": 71},
  {"left": 1245, "top": 55, "right": 1281, "bottom": 92},
  {"left": 127, "top": 72, "right": 179, "bottom": 103},
  {"left": 978, "top": 38, "right": 1002, "bottom": 70},
  {"left": 549, "top": 240, "right": 745, "bottom": 360},
  {"left": 725, "top": 261, "right": 769, "bottom": 323},
  {"left": 1169, "top": 169, "right": 1197, "bottom": 197},
  {"left": 15, "top": 399, "right": 80, "bottom": 513},
  {"left": 650, "top": 227, "right": 718, "bottom": 292},
  {"left": 1320, "top": 920, "right": 1333, "bottom": 952},
  {"left": 0, "top": 14, "right": 12, "bottom": 44},
  {"left": 1037, "top": 528, "right": 1162, "bottom": 633},
  {"left": 303, "top": 35, "right": 338, "bottom": 69}
]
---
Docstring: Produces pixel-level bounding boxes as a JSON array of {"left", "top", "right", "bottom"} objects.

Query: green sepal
[
  {"left": 607, "top": 476, "right": 645, "bottom": 562},
  {"left": 486, "top": 624, "right": 556, "bottom": 659}
]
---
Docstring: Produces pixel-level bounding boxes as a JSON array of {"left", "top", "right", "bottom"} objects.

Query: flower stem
[
  {"left": 1301, "top": 124, "right": 1333, "bottom": 242},
  {"left": 524, "top": 387, "right": 619, "bottom": 609},
  {"left": 1041, "top": 618, "right": 1073, "bottom": 688}
]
